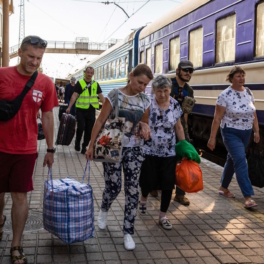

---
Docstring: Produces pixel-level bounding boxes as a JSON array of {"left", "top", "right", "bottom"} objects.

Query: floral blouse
[
  {"left": 143, "top": 96, "right": 182, "bottom": 157},
  {"left": 216, "top": 86, "right": 256, "bottom": 130}
]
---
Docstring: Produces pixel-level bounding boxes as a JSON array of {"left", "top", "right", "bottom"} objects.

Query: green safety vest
[{"left": 76, "top": 79, "right": 99, "bottom": 109}]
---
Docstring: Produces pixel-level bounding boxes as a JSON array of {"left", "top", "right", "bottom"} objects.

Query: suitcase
[
  {"left": 58, "top": 104, "right": 68, "bottom": 121},
  {"left": 56, "top": 113, "right": 76, "bottom": 146}
]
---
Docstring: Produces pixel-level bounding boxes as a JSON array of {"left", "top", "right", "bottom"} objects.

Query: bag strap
[
  {"left": 82, "top": 160, "right": 91, "bottom": 184},
  {"left": 17, "top": 71, "right": 38, "bottom": 101},
  {"left": 47, "top": 168, "right": 54, "bottom": 191},
  {"left": 80, "top": 80, "right": 95, "bottom": 96},
  {"left": 114, "top": 88, "right": 119, "bottom": 118}
]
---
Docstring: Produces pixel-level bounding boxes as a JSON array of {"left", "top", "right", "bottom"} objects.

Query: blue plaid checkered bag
[{"left": 43, "top": 161, "right": 94, "bottom": 244}]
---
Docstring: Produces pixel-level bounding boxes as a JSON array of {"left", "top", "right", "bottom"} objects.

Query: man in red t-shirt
[{"left": 0, "top": 36, "right": 58, "bottom": 263}]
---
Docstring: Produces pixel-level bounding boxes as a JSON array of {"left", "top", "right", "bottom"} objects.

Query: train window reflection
[
  {"left": 140, "top": 51, "right": 144, "bottom": 63},
  {"left": 216, "top": 14, "right": 236, "bottom": 63},
  {"left": 111, "top": 62, "right": 114, "bottom": 79},
  {"left": 189, "top": 27, "right": 203, "bottom": 68},
  {"left": 256, "top": 2, "right": 264, "bottom": 57},
  {"left": 107, "top": 64, "right": 109, "bottom": 80},
  {"left": 155, "top": 44, "right": 163, "bottom": 73},
  {"left": 119, "top": 59, "right": 122, "bottom": 78},
  {"left": 146, "top": 48, "right": 151, "bottom": 68},
  {"left": 115, "top": 60, "right": 118, "bottom": 78},
  {"left": 169, "top": 37, "right": 180, "bottom": 71},
  {"left": 125, "top": 57, "right": 128, "bottom": 76}
]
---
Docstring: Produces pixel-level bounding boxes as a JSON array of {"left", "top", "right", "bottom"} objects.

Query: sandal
[
  {"left": 0, "top": 215, "right": 6, "bottom": 241},
  {"left": 139, "top": 202, "right": 147, "bottom": 215},
  {"left": 10, "top": 246, "right": 27, "bottom": 264},
  {"left": 244, "top": 199, "right": 257, "bottom": 209},
  {"left": 219, "top": 189, "right": 235, "bottom": 198}
]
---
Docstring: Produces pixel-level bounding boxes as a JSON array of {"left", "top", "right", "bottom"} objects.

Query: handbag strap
[
  {"left": 82, "top": 160, "right": 91, "bottom": 184},
  {"left": 17, "top": 71, "right": 38, "bottom": 101},
  {"left": 114, "top": 89, "right": 119, "bottom": 118},
  {"left": 47, "top": 168, "right": 54, "bottom": 191}
]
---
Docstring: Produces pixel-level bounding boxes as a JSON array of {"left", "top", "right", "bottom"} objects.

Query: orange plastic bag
[{"left": 175, "top": 159, "right": 203, "bottom": 193}]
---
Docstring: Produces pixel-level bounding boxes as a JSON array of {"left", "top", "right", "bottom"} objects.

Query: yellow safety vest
[{"left": 76, "top": 79, "right": 99, "bottom": 109}]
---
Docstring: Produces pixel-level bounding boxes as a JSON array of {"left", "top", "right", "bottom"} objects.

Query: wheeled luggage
[
  {"left": 58, "top": 104, "right": 68, "bottom": 121},
  {"left": 56, "top": 113, "right": 76, "bottom": 146},
  {"left": 43, "top": 162, "right": 94, "bottom": 244}
]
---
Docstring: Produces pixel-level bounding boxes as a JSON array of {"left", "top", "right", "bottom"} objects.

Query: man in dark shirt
[
  {"left": 66, "top": 67, "right": 105, "bottom": 154},
  {"left": 171, "top": 60, "right": 194, "bottom": 206},
  {"left": 65, "top": 77, "right": 76, "bottom": 116}
]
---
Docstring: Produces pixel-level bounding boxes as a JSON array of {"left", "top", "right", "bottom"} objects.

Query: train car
[
  {"left": 79, "top": 28, "right": 144, "bottom": 97},
  {"left": 138, "top": 0, "right": 264, "bottom": 147}
]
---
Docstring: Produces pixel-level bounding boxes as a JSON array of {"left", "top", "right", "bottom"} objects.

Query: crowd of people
[{"left": 0, "top": 35, "right": 260, "bottom": 263}]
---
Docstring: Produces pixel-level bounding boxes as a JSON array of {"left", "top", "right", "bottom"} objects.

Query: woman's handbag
[
  {"left": 247, "top": 144, "right": 264, "bottom": 188},
  {"left": 0, "top": 71, "right": 38, "bottom": 121},
  {"left": 93, "top": 89, "right": 125, "bottom": 163},
  {"left": 175, "top": 159, "right": 203, "bottom": 193},
  {"left": 43, "top": 161, "right": 94, "bottom": 244}
]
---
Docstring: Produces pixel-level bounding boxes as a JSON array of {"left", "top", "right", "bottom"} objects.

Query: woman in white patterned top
[
  {"left": 85, "top": 64, "right": 153, "bottom": 251},
  {"left": 207, "top": 66, "right": 260, "bottom": 209},
  {"left": 139, "top": 75, "right": 185, "bottom": 230}
]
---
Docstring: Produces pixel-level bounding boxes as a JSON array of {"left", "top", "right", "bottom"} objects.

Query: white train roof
[{"left": 139, "top": 0, "right": 211, "bottom": 40}]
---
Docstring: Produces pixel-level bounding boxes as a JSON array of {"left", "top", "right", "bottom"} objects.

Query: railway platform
[{"left": 1, "top": 108, "right": 264, "bottom": 264}]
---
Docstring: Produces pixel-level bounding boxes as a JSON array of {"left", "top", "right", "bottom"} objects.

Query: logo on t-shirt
[{"left": 32, "top": 90, "right": 43, "bottom": 103}]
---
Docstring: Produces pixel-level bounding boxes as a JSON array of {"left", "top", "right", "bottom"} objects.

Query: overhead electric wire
[
  {"left": 73, "top": 0, "right": 183, "bottom": 3},
  {"left": 96, "top": 1, "right": 119, "bottom": 42},
  {"left": 28, "top": 1, "right": 80, "bottom": 36},
  {"left": 102, "top": 0, "right": 151, "bottom": 43}
]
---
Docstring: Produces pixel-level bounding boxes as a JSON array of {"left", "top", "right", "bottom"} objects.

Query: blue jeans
[{"left": 220, "top": 125, "right": 254, "bottom": 197}]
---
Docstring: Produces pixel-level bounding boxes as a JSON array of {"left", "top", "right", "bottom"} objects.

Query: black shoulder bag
[
  {"left": 247, "top": 143, "right": 264, "bottom": 188},
  {"left": 0, "top": 71, "right": 38, "bottom": 121}
]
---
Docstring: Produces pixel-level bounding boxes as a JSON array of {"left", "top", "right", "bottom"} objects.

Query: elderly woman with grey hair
[{"left": 139, "top": 75, "right": 185, "bottom": 230}]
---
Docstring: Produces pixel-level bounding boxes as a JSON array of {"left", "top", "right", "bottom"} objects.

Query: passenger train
[{"left": 71, "top": 0, "right": 264, "bottom": 149}]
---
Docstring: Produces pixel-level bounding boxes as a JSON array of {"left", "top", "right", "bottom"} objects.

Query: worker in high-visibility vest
[{"left": 66, "top": 66, "right": 105, "bottom": 154}]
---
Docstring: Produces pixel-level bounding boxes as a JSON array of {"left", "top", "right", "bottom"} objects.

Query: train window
[
  {"left": 216, "top": 14, "right": 236, "bottom": 63},
  {"left": 125, "top": 57, "right": 128, "bottom": 76},
  {"left": 115, "top": 60, "right": 118, "bottom": 78},
  {"left": 99, "top": 67, "right": 101, "bottom": 80},
  {"left": 146, "top": 48, "right": 151, "bottom": 68},
  {"left": 111, "top": 62, "right": 114, "bottom": 79},
  {"left": 97, "top": 69, "right": 99, "bottom": 80},
  {"left": 169, "top": 37, "right": 180, "bottom": 71},
  {"left": 189, "top": 27, "right": 203, "bottom": 68},
  {"left": 119, "top": 59, "right": 122, "bottom": 78},
  {"left": 103, "top": 66, "right": 105, "bottom": 80},
  {"left": 256, "top": 2, "right": 264, "bottom": 57},
  {"left": 155, "top": 44, "right": 163, "bottom": 73},
  {"left": 107, "top": 64, "right": 109, "bottom": 80},
  {"left": 140, "top": 51, "right": 144, "bottom": 63}
]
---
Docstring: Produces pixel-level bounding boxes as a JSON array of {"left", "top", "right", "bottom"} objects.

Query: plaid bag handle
[
  {"left": 82, "top": 160, "right": 91, "bottom": 184},
  {"left": 47, "top": 168, "right": 54, "bottom": 191}
]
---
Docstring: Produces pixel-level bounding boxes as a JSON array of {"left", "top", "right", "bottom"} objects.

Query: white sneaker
[
  {"left": 97, "top": 209, "right": 108, "bottom": 229},
  {"left": 124, "top": 234, "right": 135, "bottom": 250}
]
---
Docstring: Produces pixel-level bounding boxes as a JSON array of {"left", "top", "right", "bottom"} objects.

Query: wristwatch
[{"left": 47, "top": 147, "right": 56, "bottom": 154}]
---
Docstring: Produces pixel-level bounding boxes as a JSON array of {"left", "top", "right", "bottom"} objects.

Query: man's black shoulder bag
[{"left": 0, "top": 71, "right": 38, "bottom": 121}]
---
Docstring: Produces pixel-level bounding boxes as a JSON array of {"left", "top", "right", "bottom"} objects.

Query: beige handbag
[{"left": 181, "top": 96, "right": 196, "bottom": 114}]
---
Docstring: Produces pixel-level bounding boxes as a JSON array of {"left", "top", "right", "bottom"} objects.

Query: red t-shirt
[{"left": 0, "top": 66, "right": 59, "bottom": 154}]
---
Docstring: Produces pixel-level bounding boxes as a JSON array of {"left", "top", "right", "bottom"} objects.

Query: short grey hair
[{"left": 152, "top": 75, "right": 172, "bottom": 91}]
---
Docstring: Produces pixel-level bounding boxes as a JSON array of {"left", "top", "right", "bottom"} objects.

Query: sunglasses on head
[
  {"left": 181, "top": 68, "right": 194, "bottom": 74},
  {"left": 22, "top": 37, "right": 48, "bottom": 48}
]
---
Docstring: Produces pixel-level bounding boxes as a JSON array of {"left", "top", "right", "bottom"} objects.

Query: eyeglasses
[
  {"left": 181, "top": 68, "right": 194, "bottom": 74},
  {"left": 22, "top": 37, "right": 48, "bottom": 48}
]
